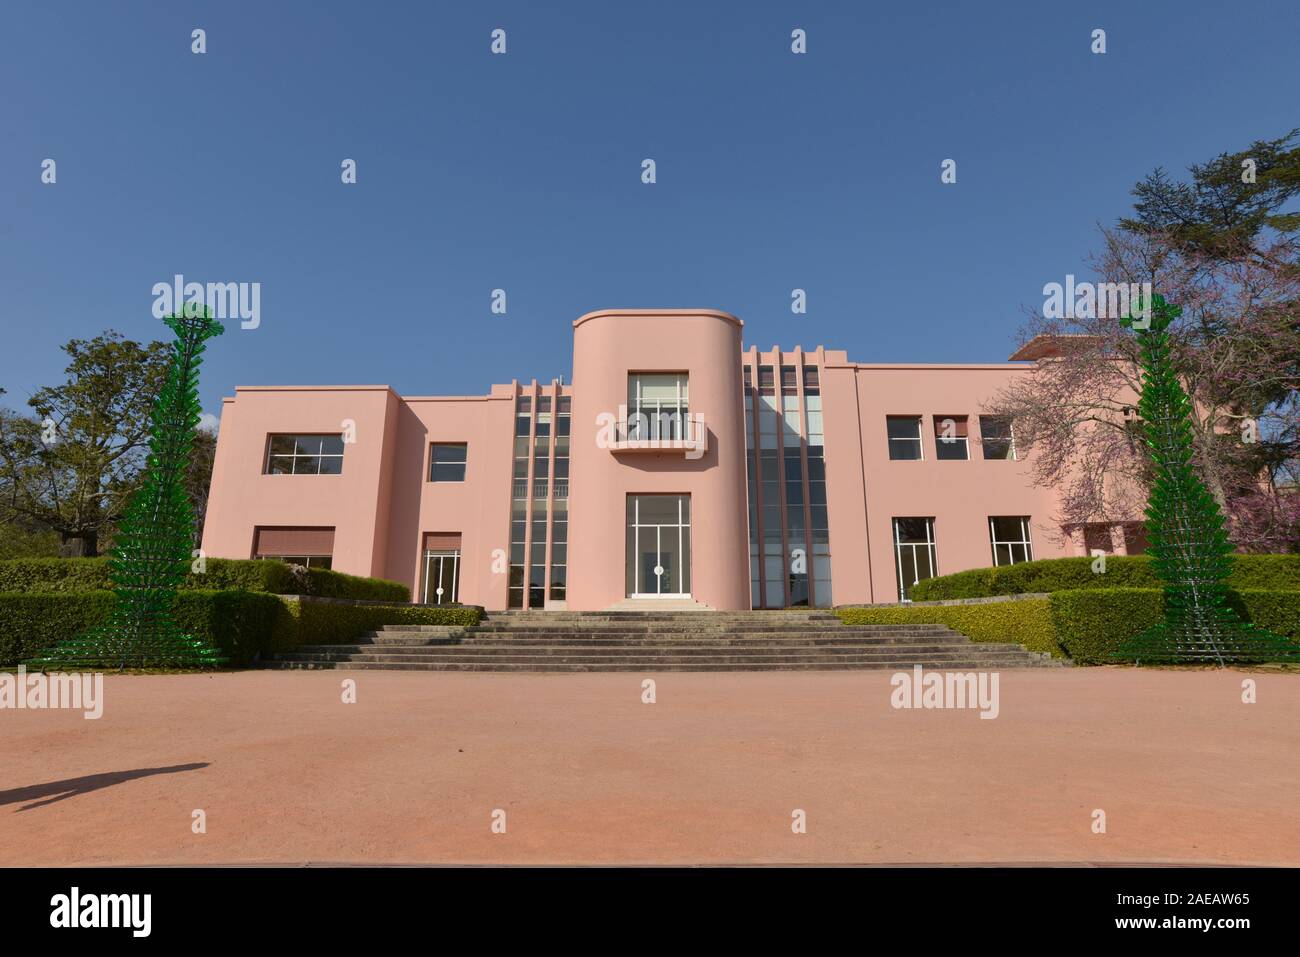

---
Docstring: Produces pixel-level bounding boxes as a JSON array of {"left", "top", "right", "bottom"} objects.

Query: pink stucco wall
[
  {"left": 200, "top": 308, "right": 1140, "bottom": 609},
  {"left": 820, "top": 362, "right": 1070, "bottom": 604}
]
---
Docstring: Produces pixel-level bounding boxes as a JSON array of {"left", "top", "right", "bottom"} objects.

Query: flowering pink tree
[{"left": 988, "top": 131, "right": 1300, "bottom": 552}]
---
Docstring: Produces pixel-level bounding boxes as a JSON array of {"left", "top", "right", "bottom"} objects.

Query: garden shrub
[
  {"left": 837, "top": 598, "right": 1062, "bottom": 657},
  {"left": 1048, "top": 587, "right": 1300, "bottom": 663},
  {"left": 2, "top": 592, "right": 477, "bottom": 668},
  {"left": 1, "top": 590, "right": 285, "bottom": 668},
  {"left": 294, "top": 566, "right": 409, "bottom": 602},
  {"left": 911, "top": 554, "right": 1300, "bottom": 601},
  {"left": 279, "top": 598, "right": 479, "bottom": 646},
  {"left": 0, "top": 557, "right": 408, "bottom": 601}
]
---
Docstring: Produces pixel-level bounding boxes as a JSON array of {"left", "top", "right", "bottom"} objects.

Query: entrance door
[
  {"left": 626, "top": 495, "right": 691, "bottom": 597},
  {"left": 422, "top": 549, "right": 461, "bottom": 604}
]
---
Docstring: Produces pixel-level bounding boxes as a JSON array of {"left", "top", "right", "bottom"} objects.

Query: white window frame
[
  {"left": 892, "top": 517, "right": 937, "bottom": 602},
  {"left": 422, "top": 548, "right": 461, "bottom": 604},
  {"left": 989, "top": 516, "right": 1034, "bottom": 566},
  {"left": 979, "top": 415, "right": 1017, "bottom": 461},
  {"left": 627, "top": 494, "right": 691, "bottom": 598},
  {"left": 627, "top": 374, "right": 689, "bottom": 442},
  {"left": 265, "top": 434, "right": 345, "bottom": 475},
  {"left": 886, "top": 416, "right": 924, "bottom": 461},
  {"left": 933, "top": 416, "right": 969, "bottom": 460}
]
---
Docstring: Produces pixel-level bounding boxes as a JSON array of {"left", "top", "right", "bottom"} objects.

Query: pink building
[{"left": 201, "top": 309, "right": 1143, "bottom": 609}]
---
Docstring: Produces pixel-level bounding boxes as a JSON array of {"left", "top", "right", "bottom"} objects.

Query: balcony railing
[
  {"left": 513, "top": 480, "right": 569, "bottom": 499},
  {"left": 606, "top": 404, "right": 707, "bottom": 458}
]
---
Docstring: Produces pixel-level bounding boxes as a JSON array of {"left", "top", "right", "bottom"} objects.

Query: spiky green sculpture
[
  {"left": 28, "top": 308, "right": 227, "bottom": 670},
  {"left": 1111, "top": 294, "right": 1298, "bottom": 664}
]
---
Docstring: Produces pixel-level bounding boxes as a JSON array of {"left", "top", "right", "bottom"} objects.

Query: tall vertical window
[
  {"left": 626, "top": 495, "right": 691, "bottom": 596},
  {"left": 893, "top": 517, "right": 937, "bottom": 601},
  {"left": 933, "top": 416, "right": 969, "bottom": 460},
  {"left": 886, "top": 416, "right": 924, "bottom": 460},
  {"left": 549, "top": 499, "right": 568, "bottom": 600},
  {"left": 979, "top": 415, "right": 1016, "bottom": 460},
  {"left": 429, "top": 443, "right": 468, "bottom": 482},
  {"left": 421, "top": 538, "right": 461, "bottom": 605},
  {"left": 507, "top": 396, "right": 531, "bottom": 607},
  {"left": 744, "top": 375, "right": 760, "bottom": 608},
  {"left": 553, "top": 396, "right": 570, "bottom": 499},
  {"left": 989, "top": 516, "right": 1033, "bottom": 566},
  {"left": 627, "top": 373, "right": 688, "bottom": 440}
]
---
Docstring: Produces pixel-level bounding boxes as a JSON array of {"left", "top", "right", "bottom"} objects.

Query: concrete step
[
  {"left": 281, "top": 642, "right": 1032, "bottom": 659},
  {"left": 263, "top": 657, "right": 1052, "bottom": 672},
  {"left": 354, "top": 637, "right": 972, "bottom": 648},
  {"left": 265, "top": 611, "right": 1061, "bottom": 672}
]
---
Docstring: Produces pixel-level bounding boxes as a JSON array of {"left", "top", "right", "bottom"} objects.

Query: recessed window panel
[{"left": 429, "top": 443, "right": 468, "bottom": 482}]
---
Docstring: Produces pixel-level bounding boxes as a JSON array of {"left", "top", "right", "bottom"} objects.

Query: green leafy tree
[{"left": 0, "top": 334, "right": 169, "bottom": 557}]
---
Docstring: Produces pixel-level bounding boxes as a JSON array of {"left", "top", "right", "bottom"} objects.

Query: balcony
[
  {"left": 513, "top": 480, "right": 569, "bottom": 499},
  {"left": 603, "top": 405, "right": 708, "bottom": 458}
]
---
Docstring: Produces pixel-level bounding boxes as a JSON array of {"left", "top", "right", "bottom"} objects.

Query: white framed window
[
  {"left": 422, "top": 549, "right": 461, "bottom": 604},
  {"left": 892, "top": 517, "right": 937, "bottom": 601},
  {"left": 933, "top": 415, "right": 969, "bottom": 460},
  {"left": 979, "top": 415, "right": 1016, "bottom": 460},
  {"left": 989, "top": 516, "right": 1034, "bottom": 566},
  {"left": 627, "top": 373, "right": 689, "bottom": 441},
  {"left": 429, "top": 443, "right": 468, "bottom": 482},
  {"left": 626, "top": 494, "right": 691, "bottom": 597},
  {"left": 265, "top": 434, "right": 344, "bottom": 475},
  {"left": 886, "top": 416, "right": 923, "bottom": 460}
]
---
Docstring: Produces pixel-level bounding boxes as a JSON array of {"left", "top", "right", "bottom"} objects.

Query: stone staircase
[{"left": 263, "top": 609, "right": 1061, "bottom": 672}]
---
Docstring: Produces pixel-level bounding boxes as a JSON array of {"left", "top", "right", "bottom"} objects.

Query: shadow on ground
[{"left": 0, "top": 763, "right": 210, "bottom": 811}]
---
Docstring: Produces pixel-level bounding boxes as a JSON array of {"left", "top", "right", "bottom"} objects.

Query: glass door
[
  {"left": 422, "top": 549, "right": 461, "bottom": 604},
  {"left": 626, "top": 495, "right": 691, "bottom": 597}
]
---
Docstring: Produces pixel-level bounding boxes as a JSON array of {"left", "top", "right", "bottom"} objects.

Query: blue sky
[{"left": 2, "top": 0, "right": 1296, "bottom": 419}]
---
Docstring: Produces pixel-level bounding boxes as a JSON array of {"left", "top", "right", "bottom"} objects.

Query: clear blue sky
[{"left": 2, "top": 0, "right": 1296, "bottom": 420}]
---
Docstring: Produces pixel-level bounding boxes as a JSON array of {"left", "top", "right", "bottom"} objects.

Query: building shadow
[{"left": 0, "top": 763, "right": 210, "bottom": 811}]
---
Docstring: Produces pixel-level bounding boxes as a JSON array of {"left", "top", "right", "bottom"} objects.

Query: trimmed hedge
[
  {"left": 1, "top": 591, "right": 480, "bottom": 668},
  {"left": 0, "top": 557, "right": 408, "bottom": 602},
  {"left": 280, "top": 598, "right": 480, "bottom": 646},
  {"left": 911, "top": 554, "right": 1300, "bottom": 601},
  {"left": 837, "top": 588, "right": 1300, "bottom": 664},
  {"left": 292, "top": 566, "right": 409, "bottom": 602},
  {"left": 837, "top": 599, "right": 1062, "bottom": 657},
  {"left": 1049, "top": 588, "right": 1300, "bottom": 664},
  {"left": 0, "top": 590, "right": 286, "bottom": 668}
]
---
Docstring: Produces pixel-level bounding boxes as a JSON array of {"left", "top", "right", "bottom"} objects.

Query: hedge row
[
  {"left": 279, "top": 597, "right": 481, "bottom": 646},
  {"left": 838, "top": 588, "right": 1300, "bottom": 664},
  {"left": 910, "top": 554, "right": 1300, "bottom": 601},
  {"left": 0, "top": 557, "right": 409, "bottom": 602},
  {"left": 0, "top": 590, "right": 285, "bottom": 667},
  {"left": 1050, "top": 588, "right": 1300, "bottom": 664},
  {"left": 0, "top": 591, "right": 479, "bottom": 668},
  {"left": 838, "top": 599, "right": 1061, "bottom": 657}
]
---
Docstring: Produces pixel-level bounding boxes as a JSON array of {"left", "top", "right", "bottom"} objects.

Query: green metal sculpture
[
  {"left": 1111, "top": 294, "right": 1298, "bottom": 664},
  {"left": 29, "top": 307, "right": 227, "bottom": 670}
]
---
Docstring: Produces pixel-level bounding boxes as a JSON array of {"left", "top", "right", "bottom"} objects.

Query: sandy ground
[{"left": 1, "top": 668, "right": 1297, "bottom": 866}]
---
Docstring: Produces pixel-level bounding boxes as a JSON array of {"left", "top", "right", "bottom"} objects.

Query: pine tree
[
  {"left": 28, "top": 308, "right": 227, "bottom": 669},
  {"left": 1111, "top": 294, "right": 1298, "bottom": 664}
]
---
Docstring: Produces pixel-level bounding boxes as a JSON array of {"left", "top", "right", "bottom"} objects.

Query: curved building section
[{"left": 568, "top": 310, "right": 750, "bottom": 611}]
